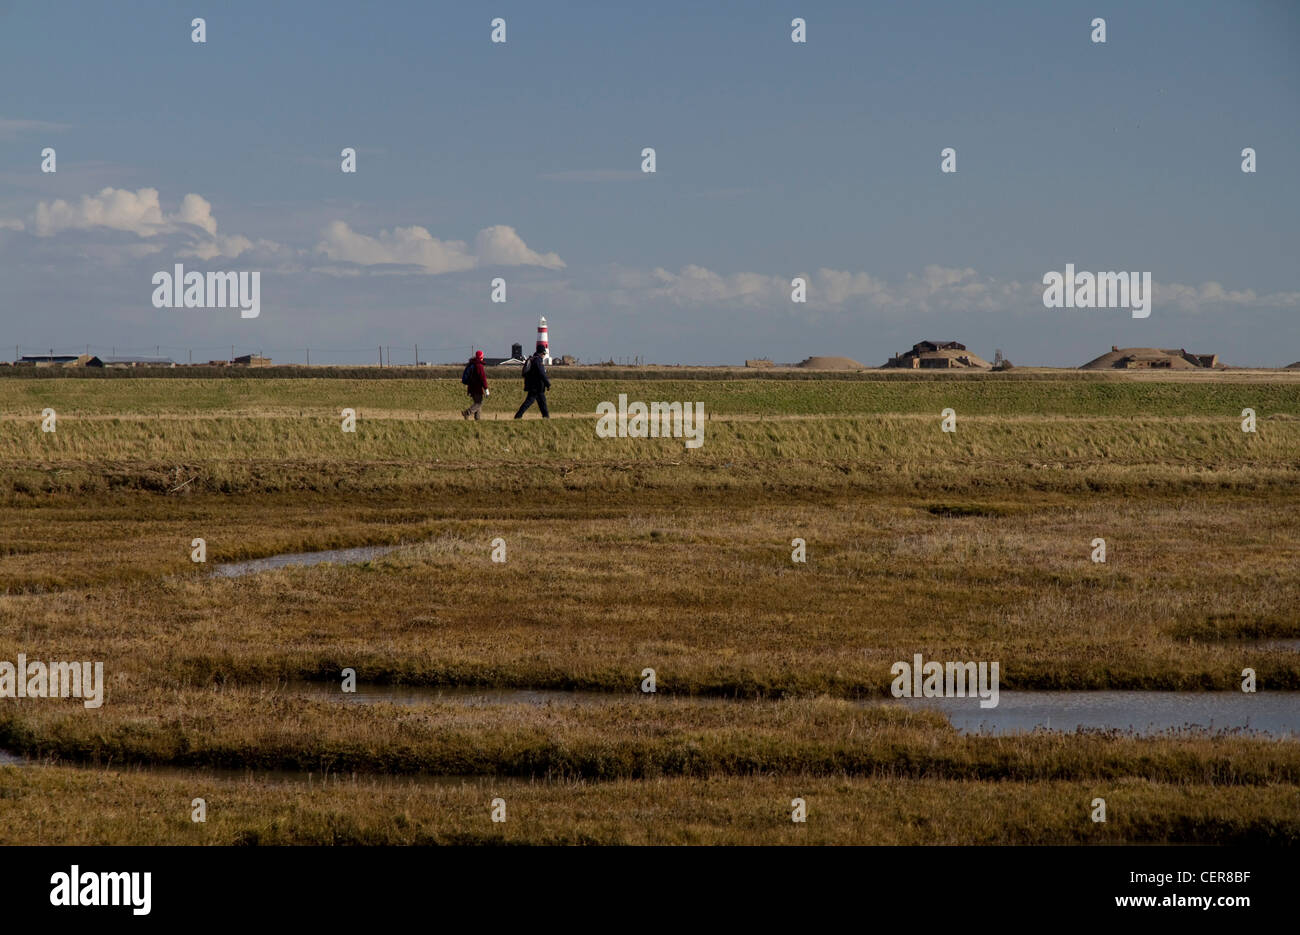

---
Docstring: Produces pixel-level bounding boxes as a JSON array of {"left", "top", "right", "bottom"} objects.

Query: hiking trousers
[
  {"left": 514, "top": 390, "right": 549, "bottom": 418},
  {"left": 463, "top": 391, "right": 484, "bottom": 420}
]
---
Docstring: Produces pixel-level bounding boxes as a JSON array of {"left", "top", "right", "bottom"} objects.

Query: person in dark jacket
[
  {"left": 514, "top": 345, "right": 551, "bottom": 419},
  {"left": 461, "top": 350, "right": 489, "bottom": 420}
]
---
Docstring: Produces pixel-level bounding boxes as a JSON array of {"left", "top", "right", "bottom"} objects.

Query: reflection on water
[
  {"left": 896, "top": 691, "right": 1300, "bottom": 738},
  {"left": 211, "top": 545, "right": 402, "bottom": 578},
  {"left": 292, "top": 682, "right": 1300, "bottom": 739},
  {"left": 1250, "top": 639, "right": 1300, "bottom": 652}
]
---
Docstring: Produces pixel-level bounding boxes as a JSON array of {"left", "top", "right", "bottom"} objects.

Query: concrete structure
[
  {"left": 883, "top": 341, "right": 991, "bottom": 370},
  {"left": 796, "top": 356, "right": 866, "bottom": 370},
  {"left": 1080, "top": 346, "right": 1222, "bottom": 370},
  {"left": 233, "top": 354, "right": 272, "bottom": 367},
  {"left": 99, "top": 356, "right": 176, "bottom": 368}
]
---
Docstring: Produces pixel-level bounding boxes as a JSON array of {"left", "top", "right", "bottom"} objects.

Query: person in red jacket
[{"left": 461, "top": 350, "right": 489, "bottom": 420}]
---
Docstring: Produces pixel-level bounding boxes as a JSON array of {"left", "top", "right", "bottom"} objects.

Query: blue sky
[{"left": 2, "top": 0, "right": 1297, "bottom": 365}]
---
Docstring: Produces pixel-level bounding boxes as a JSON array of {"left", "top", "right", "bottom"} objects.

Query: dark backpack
[
  {"left": 521, "top": 356, "right": 534, "bottom": 377},
  {"left": 461, "top": 361, "right": 475, "bottom": 385}
]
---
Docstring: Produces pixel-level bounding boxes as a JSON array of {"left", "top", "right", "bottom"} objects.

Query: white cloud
[
  {"left": 174, "top": 193, "right": 219, "bottom": 236},
  {"left": 475, "top": 225, "right": 565, "bottom": 269},
  {"left": 649, "top": 265, "right": 785, "bottom": 305},
  {"left": 633, "top": 263, "right": 1013, "bottom": 315},
  {"left": 817, "top": 269, "right": 890, "bottom": 305},
  {"left": 1154, "top": 280, "right": 1300, "bottom": 312},
  {"left": 315, "top": 221, "right": 475, "bottom": 272},
  {"left": 602, "top": 262, "right": 1300, "bottom": 319},
  {"left": 315, "top": 221, "right": 563, "bottom": 273},
  {"left": 13, "top": 190, "right": 563, "bottom": 273},
  {"left": 34, "top": 187, "right": 170, "bottom": 237},
  {"left": 180, "top": 234, "right": 259, "bottom": 261},
  {"left": 18, "top": 187, "right": 278, "bottom": 261}
]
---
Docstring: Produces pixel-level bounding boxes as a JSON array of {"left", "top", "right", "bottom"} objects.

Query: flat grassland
[{"left": 0, "top": 371, "right": 1297, "bottom": 844}]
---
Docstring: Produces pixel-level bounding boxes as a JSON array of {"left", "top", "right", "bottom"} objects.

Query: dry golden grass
[
  {"left": 0, "top": 372, "right": 1296, "bottom": 844},
  {"left": 4, "top": 689, "right": 1299, "bottom": 784},
  {"left": 1, "top": 766, "right": 1296, "bottom": 845},
  {"left": 0, "top": 491, "right": 1295, "bottom": 692}
]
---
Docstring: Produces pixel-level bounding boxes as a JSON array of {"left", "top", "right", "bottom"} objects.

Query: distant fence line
[
  {"left": 13, "top": 343, "right": 482, "bottom": 366},
  {"left": 9, "top": 345, "right": 646, "bottom": 367}
]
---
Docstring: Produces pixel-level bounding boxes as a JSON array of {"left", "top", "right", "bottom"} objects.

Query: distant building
[
  {"left": 1080, "top": 346, "right": 1222, "bottom": 370},
  {"left": 233, "top": 354, "right": 271, "bottom": 367},
  {"left": 486, "top": 343, "right": 527, "bottom": 366},
  {"left": 883, "top": 341, "right": 992, "bottom": 370},
  {"left": 19, "top": 354, "right": 86, "bottom": 367}
]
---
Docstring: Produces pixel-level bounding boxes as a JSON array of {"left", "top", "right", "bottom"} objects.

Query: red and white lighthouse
[{"left": 536, "top": 316, "right": 551, "bottom": 364}]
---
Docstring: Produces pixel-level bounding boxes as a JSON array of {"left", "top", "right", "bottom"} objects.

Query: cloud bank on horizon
[{"left": 6, "top": 184, "right": 1295, "bottom": 316}]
